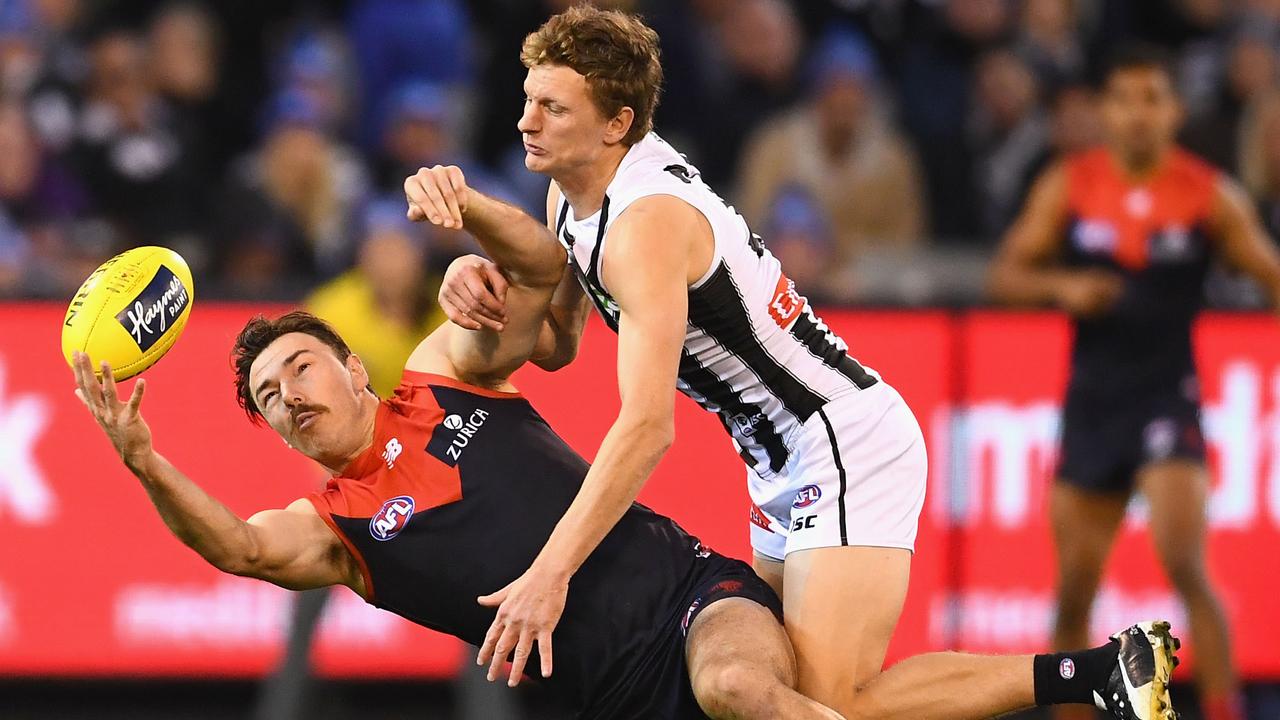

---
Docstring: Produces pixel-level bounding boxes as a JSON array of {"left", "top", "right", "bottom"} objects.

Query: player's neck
[
  {"left": 1108, "top": 146, "right": 1169, "bottom": 183},
  {"left": 555, "top": 144, "right": 630, "bottom": 219},
  {"left": 317, "top": 394, "right": 380, "bottom": 475}
]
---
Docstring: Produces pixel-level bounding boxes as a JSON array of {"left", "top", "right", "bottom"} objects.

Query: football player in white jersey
[{"left": 406, "top": 7, "right": 1179, "bottom": 719}]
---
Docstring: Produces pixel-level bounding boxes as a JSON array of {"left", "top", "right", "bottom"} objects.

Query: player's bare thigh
[
  {"left": 753, "top": 552, "right": 784, "bottom": 598},
  {"left": 758, "top": 546, "right": 911, "bottom": 715},
  {"left": 748, "top": 384, "right": 923, "bottom": 711},
  {"left": 685, "top": 597, "right": 842, "bottom": 720}
]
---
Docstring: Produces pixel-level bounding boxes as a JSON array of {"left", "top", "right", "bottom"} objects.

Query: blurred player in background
[{"left": 989, "top": 46, "right": 1280, "bottom": 720}]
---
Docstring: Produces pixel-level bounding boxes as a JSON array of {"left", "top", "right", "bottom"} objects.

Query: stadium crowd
[{"left": 1, "top": 0, "right": 1279, "bottom": 312}]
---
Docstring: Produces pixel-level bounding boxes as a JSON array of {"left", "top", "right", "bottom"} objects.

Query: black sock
[{"left": 1033, "top": 641, "right": 1119, "bottom": 706}]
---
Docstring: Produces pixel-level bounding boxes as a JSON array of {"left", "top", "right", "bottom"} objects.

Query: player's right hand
[
  {"left": 1054, "top": 270, "right": 1123, "bottom": 318},
  {"left": 405, "top": 164, "right": 470, "bottom": 229},
  {"left": 70, "top": 350, "right": 153, "bottom": 469},
  {"left": 439, "top": 255, "right": 510, "bottom": 332}
]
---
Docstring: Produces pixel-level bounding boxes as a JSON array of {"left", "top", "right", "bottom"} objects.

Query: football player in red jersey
[{"left": 990, "top": 46, "right": 1280, "bottom": 720}]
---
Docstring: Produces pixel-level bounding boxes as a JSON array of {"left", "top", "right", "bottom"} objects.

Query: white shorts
[{"left": 748, "top": 381, "right": 927, "bottom": 562}]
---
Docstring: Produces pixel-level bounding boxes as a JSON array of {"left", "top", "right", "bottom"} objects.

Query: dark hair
[
  {"left": 231, "top": 311, "right": 370, "bottom": 424},
  {"left": 521, "top": 5, "right": 663, "bottom": 146},
  {"left": 1101, "top": 44, "right": 1175, "bottom": 87}
]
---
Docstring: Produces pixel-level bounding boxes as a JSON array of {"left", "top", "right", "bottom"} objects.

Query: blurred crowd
[{"left": 3, "top": 0, "right": 1280, "bottom": 312}]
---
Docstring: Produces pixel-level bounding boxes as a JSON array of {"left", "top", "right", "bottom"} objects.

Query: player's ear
[
  {"left": 605, "top": 106, "right": 634, "bottom": 145},
  {"left": 1172, "top": 97, "right": 1186, "bottom": 129},
  {"left": 346, "top": 353, "right": 370, "bottom": 393}
]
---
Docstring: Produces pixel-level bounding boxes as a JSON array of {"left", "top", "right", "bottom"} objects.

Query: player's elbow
[
  {"left": 532, "top": 340, "right": 580, "bottom": 371},
  {"left": 985, "top": 259, "right": 1022, "bottom": 304},
  {"left": 526, "top": 251, "right": 569, "bottom": 290},
  {"left": 207, "top": 550, "right": 260, "bottom": 578},
  {"left": 984, "top": 264, "right": 1009, "bottom": 303},
  {"left": 510, "top": 234, "right": 568, "bottom": 289},
  {"left": 205, "top": 530, "right": 268, "bottom": 579},
  {"left": 532, "top": 352, "right": 573, "bottom": 372},
  {"left": 626, "top": 413, "right": 675, "bottom": 455}
]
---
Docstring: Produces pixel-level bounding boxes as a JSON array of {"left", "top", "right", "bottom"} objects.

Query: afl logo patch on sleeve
[{"left": 370, "top": 495, "right": 415, "bottom": 541}]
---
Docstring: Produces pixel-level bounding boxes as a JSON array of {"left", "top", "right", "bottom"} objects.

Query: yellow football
[{"left": 61, "top": 246, "right": 195, "bottom": 380}]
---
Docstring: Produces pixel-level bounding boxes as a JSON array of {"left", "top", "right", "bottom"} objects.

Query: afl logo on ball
[
  {"left": 370, "top": 495, "right": 415, "bottom": 541},
  {"left": 793, "top": 485, "right": 821, "bottom": 509}
]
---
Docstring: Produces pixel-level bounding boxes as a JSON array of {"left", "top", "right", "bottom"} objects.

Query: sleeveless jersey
[
  {"left": 307, "top": 371, "right": 721, "bottom": 717},
  {"left": 556, "top": 132, "right": 878, "bottom": 478},
  {"left": 1061, "top": 147, "right": 1219, "bottom": 397}
]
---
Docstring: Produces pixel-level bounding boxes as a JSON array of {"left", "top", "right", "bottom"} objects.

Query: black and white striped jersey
[{"left": 555, "top": 133, "right": 879, "bottom": 478}]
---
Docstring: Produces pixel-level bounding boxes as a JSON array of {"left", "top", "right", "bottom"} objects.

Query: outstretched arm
[
  {"left": 70, "top": 352, "right": 360, "bottom": 595},
  {"left": 1209, "top": 176, "right": 1280, "bottom": 313}
]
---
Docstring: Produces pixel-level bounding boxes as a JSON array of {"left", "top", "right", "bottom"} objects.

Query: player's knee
[
  {"left": 1162, "top": 554, "right": 1210, "bottom": 597},
  {"left": 693, "top": 663, "right": 776, "bottom": 715}
]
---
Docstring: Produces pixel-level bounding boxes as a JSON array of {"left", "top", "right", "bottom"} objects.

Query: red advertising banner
[
  {"left": 0, "top": 304, "right": 463, "bottom": 678},
  {"left": 0, "top": 304, "right": 1276, "bottom": 678},
  {"left": 950, "top": 311, "right": 1280, "bottom": 677}
]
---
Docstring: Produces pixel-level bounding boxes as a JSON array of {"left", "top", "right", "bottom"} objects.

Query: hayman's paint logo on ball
[
  {"left": 793, "top": 485, "right": 821, "bottom": 509},
  {"left": 369, "top": 495, "right": 415, "bottom": 541},
  {"left": 115, "top": 265, "right": 189, "bottom": 351}
]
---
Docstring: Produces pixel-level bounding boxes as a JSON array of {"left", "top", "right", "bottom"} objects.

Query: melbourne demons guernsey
[
  {"left": 307, "top": 372, "right": 720, "bottom": 717},
  {"left": 1062, "top": 147, "right": 1218, "bottom": 396},
  {"left": 556, "top": 132, "right": 879, "bottom": 479}
]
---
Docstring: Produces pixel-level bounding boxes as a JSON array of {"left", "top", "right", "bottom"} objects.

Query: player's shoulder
[
  {"left": 614, "top": 133, "right": 694, "bottom": 188},
  {"left": 1167, "top": 147, "right": 1220, "bottom": 186},
  {"left": 1060, "top": 146, "right": 1111, "bottom": 178},
  {"left": 385, "top": 371, "right": 449, "bottom": 418}
]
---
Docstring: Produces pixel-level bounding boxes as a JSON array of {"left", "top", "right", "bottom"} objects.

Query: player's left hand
[{"left": 476, "top": 568, "right": 568, "bottom": 686}]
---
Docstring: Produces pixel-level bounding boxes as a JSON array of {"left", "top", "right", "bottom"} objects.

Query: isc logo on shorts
[
  {"left": 370, "top": 495, "right": 415, "bottom": 541},
  {"left": 793, "top": 485, "right": 821, "bottom": 509}
]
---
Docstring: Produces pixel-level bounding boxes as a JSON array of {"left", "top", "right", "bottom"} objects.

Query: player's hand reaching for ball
[
  {"left": 405, "top": 164, "right": 470, "bottom": 229},
  {"left": 476, "top": 567, "right": 568, "bottom": 687},
  {"left": 70, "top": 351, "right": 152, "bottom": 469},
  {"left": 439, "top": 255, "right": 510, "bottom": 331}
]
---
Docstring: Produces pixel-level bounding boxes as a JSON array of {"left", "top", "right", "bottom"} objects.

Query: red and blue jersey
[
  {"left": 307, "top": 371, "right": 720, "bottom": 717},
  {"left": 1061, "top": 147, "right": 1219, "bottom": 398}
]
